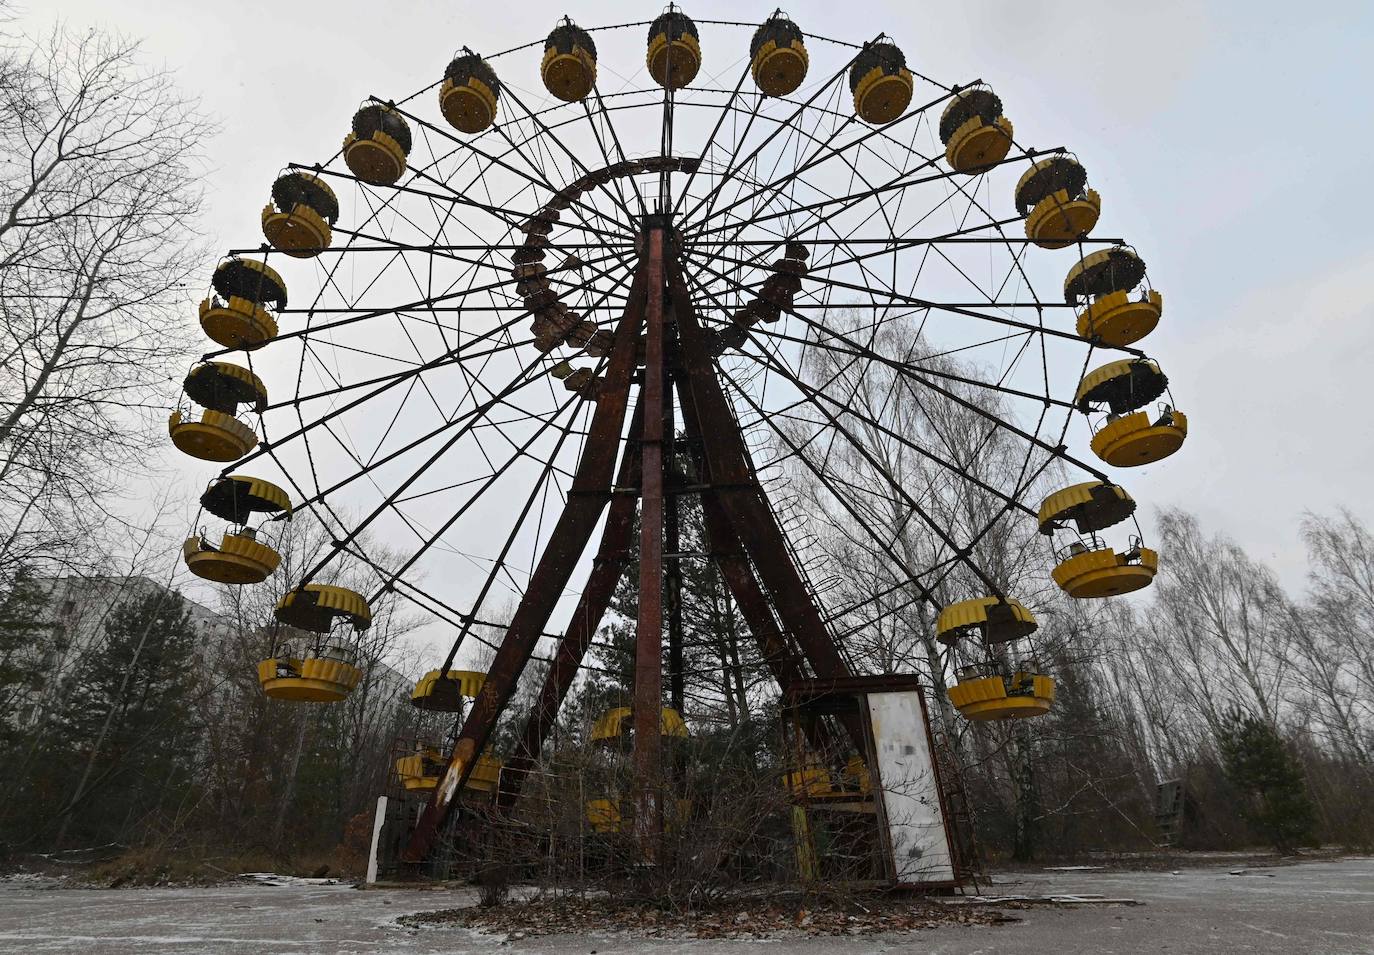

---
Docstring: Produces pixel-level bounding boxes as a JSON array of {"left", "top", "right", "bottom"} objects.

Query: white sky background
[{"left": 26, "top": 1, "right": 1374, "bottom": 647}]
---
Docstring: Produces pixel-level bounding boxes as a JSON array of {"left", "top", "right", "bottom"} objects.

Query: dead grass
[
  {"left": 399, "top": 893, "right": 1017, "bottom": 940},
  {"left": 75, "top": 844, "right": 362, "bottom": 887}
]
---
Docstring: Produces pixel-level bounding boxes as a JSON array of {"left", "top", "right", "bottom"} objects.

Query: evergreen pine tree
[
  {"left": 1216, "top": 708, "right": 1317, "bottom": 853},
  {"left": 53, "top": 587, "right": 204, "bottom": 846},
  {"left": 0, "top": 567, "right": 54, "bottom": 744}
]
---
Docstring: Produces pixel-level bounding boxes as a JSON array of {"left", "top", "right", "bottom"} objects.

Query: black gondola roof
[
  {"left": 271, "top": 172, "right": 339, "bottom": 225},
  {"left": 445, "top": 53, "right": 502, "bottom": 99},
  {"left": 352, "top": 104, "right": 413, "bottom": 155},
  {"left": 648, "top": 10, "right": 698, "bottom": 42},
  {"left": 201, "top": 475, "right": 290, "bottom": 524},
  {"left": 212, "top": 258, "right": 287, "bottom": 310},
  {"left": 183, "top": 362, "right": 267, "bottom": 415},
  {"left": 750, "top": 14, "right": 804, "bottom": 57},
  {"left": 547, "top": 19, "right": 597, "bottom": 58},
  {"left": 848, "top": 40, "right": 906, "bottom": 93},
  {"left": 1064, "top": 248, "right": 1148, "bottom": 305},
  {"left": 1075, "top": 359, "right": 1169, "bottom": 414}
]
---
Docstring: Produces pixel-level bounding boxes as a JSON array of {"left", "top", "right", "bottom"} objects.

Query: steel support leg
[
  {"left": 402, "top": 264, "right": 649, "bottom": 864},
  {"left": 665, "top": 255, "right": 864, "bottom": 753},
  {"left": 633, "top": 226, "right": 667, "bottom": 858},
  {"left": 495, "top": 397, "right": 646, "bottom": 812}
]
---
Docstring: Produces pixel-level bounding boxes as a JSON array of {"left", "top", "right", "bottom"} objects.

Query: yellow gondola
[
  {"left": 541, "top": 19, "right": 597, "bottom": 102},
  {"left": 261, "top": 171, "right": 338, "bottom": 257},
  {"left": 939, "top": 87, "right": 1014, "bottom": 174},
  {"left": 935, "top": 595, "right": 1037, "bottom": 646},
  {"left": 948, "top": 666, "right": 1055, "bottom": 721},
  {"left": 590, "top": 706, "right": 688, "bottom": 742},
  {"left": 1075, "top": 358, "right": 1188, "bottom": 466},
  {"left": 1075, "top": 358, "right": 1168, "bottom": 413},
  {"left": 1038, "top": 481, "right": 1155, "bottom": 598},
  {"left": 344, "top": 104, "right": 412, "bottom": 186},
  {"left": 646, "top": 10, "right": 700, "bottom": 90},
  {"left": 750, "top": 13, "right": 808, "bottom": 97},
  {"left": 783, "top": 755, "right": 871, "bottom": 801},
  {"left": 275, "top": 583, "right": 372, "bottom": 633},
  {"left": 200, "top": 474, "right": 291, "bottom": 524},
  {"left": 169, "top": 362, "right": 267, "bottom": 463},
  {"left": 1053, "top": 543, "right": 1158, "bottom": 598},
  {"left": 201, "top": 258, "right": 285, "bottom": 350},
  {"left": 395, "top": 749, "right": 502, "bottom": 794},
  {"left": 849, "top": 39, "right": 912, "bottom": 125},
  {"left": 1015, "top": 156, "right": 1100, "bottom": 249},
  {"left": 465, "top": 753, "right": 503, "bottom": 793},
  {"left": 182, "top": 532, "right": 279, "bottom": 584},
  {"left": 184, "top": 474, "right": 291, "bottom": 584},
  {"left": 1066, "top": 247, "right": 1162, "bottom": 347},
  {"left": 411, "top": 668, "right": 486, "bottom": 711},
  {"left": 1037, "top": 480, "right": 1136, "bottom": 535},
  {"left": 257, "top": 652, "right": 363, "bottom": 703},
  {"left": 440, "top": 53, "right": 500, "bottom": 134}
]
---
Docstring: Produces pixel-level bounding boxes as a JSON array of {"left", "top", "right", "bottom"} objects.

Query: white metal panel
[
  {"left": 365, "top": 795, "right": 388, "bottom": 884},
  {"left": 865, "top": 690, "right": 955, "bottom": 885}
]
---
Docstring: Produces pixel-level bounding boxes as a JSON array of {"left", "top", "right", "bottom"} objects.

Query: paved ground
[{"left": 0, "top": 858, "right": 1371, "bottom": 954}]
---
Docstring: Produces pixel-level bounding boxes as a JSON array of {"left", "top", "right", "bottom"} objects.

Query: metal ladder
[{"left": 934, "top": 731, "right": 986, "bottom": 892}]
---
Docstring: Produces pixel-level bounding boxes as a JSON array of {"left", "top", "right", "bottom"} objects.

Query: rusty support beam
[
  {"left": 665, "top": 254, "right": 865, "bottom": 754},
  {"left": 675, "top": 382, "right": 805, "bottom": 692},
  {"left": 402, "top": 262, "right": 649, "bottom": 865},
  {"left": 495, "top": 397, "right": 647, "bottom": 812},
  {"left": 677, "top": 376, "right": 834, "bottom": 754},
  {"left": 634, "top": 225, "right": 667, "bottom": 858},
  {"left": 664, "top": 385, "right": 685, "bottom": 716}
]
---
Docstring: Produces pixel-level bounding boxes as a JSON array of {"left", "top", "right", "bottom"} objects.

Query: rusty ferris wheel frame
[{"left": 201, "top": 13, "right": 1153, "bottom": 865}]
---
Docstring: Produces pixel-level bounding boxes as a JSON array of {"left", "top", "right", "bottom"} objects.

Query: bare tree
[
  {"left": 0, "top": 22, "right": 210, "bottom": 587},
  {"left": 1296, "top": 510, "right": 1374, "bottom": 763},
  {"left": 1147, "top": 508, "right": 1296, "bottom": 734}
]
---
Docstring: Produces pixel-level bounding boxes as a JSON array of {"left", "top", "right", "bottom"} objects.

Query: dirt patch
[{"left": 400, "top": 894, "right": 1018, "bottom": 940}]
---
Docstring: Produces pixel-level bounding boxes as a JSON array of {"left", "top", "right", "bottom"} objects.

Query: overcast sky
[{"left": 29, "top": 0, "right": 1374, "bottom": 601}]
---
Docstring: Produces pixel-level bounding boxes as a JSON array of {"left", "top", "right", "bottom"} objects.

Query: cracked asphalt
[{"left": 0, "top": 856, "right": 1370, "bottom": 954}]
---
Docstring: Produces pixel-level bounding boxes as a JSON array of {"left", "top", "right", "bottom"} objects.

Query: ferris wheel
[{"left": 167, "top": 9, "right": 1188, "bottom": 858}]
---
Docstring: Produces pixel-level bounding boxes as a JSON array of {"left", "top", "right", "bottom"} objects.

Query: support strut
[
  {"left": 633, "top": 224, "right": 668, "bottom": 856},
  {"left": 402, "top": 262, "right": 649, "bottom": 864},
  {"left": 495, "top": 396, "right": 647, "bottom": 812}
]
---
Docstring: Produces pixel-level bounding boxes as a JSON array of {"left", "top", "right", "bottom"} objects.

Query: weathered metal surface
[
  {"left": 402, "top": 263, "right": 649, "bottom": 864},
  {"left": 865, "top": 690, "right": 956, "bottom": 886},
  {"left": 673, "top": 377, "right": 807, "bottom": 692},
  {"left": 784, "top": 674, "right": 932, "bottom": 710},
  {"left": 634, "top": 225, "right": 667, "bottom": 855},
  {"left": 407, "top": 226, "right": 874, "bottom": 864},
  {"left": 666, "top": 257, "right": 861, "bottom": 744},
  {"left": 495, "top": 397, "right": 646, "bottom": 811},
  {"left": 664, "top": 385, "right": 685, "bottom": 716}
]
